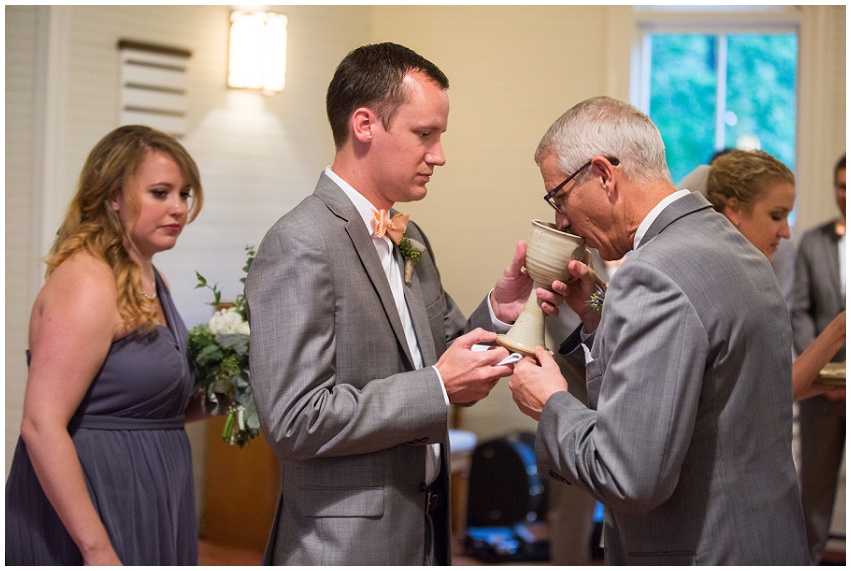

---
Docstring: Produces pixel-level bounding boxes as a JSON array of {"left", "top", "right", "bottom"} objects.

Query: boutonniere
[
  {"left": 587, "top": 284, "right": 608, "bottom": 311},
  {"left": 398, "top": 234, "right": 425, "bottom": 285}
]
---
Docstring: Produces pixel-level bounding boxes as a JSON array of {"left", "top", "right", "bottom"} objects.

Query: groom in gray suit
[
  {"left": 509, "top": 96, "right": 809, "bottom": 564},
  {"left": 245, "top": 43, "right": 560, "bottom": 565}
]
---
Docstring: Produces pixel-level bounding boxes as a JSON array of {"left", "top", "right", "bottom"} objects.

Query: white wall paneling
[{"left": 118, "top": 40, "right": 191, "bottom": 137}]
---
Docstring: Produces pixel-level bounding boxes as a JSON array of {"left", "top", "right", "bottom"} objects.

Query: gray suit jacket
[
  {"left": 244, "top": 173, "right": 492, "bottom": 565},
  {"left": 790, "top": 219, "right": 845, "bottom": 361},
  {"left": 539, "top": 192, "right": 809, "bottom": 565}
]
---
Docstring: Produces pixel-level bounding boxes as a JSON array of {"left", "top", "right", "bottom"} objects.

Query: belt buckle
[{"left": 425, "top": 489, "right": 439, "bottom": 513}]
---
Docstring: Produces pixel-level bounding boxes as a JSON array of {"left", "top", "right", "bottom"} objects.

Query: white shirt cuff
[{"left": 487, "top": 289, "right": 513, "bottom": 334}]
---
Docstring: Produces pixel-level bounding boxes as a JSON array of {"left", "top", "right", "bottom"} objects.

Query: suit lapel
[
  {"left": 315, "top": 175, "right": 417, "bottom": 369},
  {"left": 397, "top": 246, "right": 437, "bottom": 365}
]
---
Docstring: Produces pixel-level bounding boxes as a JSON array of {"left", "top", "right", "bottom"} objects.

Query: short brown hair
[{"left": 326, "top": 42, "right": 448, "bottom": 149}]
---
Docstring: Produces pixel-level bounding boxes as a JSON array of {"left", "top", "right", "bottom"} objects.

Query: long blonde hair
[{"left": 46, "top": 125, "right": 204, "bottom": 332}]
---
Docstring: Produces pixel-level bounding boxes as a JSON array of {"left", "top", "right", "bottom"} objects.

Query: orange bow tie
[{"left": 372, "top": 209, "right": 409, "bottom": 245}]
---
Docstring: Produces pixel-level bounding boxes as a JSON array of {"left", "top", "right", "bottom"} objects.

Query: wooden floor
[
  {"left": 198, "top": 539, "right": 263, "bottom": 566},
  {"left": 198, "top": 537, "right": 596, "bottom": 566},
  {"left": 198, "top": 538, "right": 844, "bottom": 566},
  {"left": 196, "top": 539, "right": 516, "bottom": 566}
]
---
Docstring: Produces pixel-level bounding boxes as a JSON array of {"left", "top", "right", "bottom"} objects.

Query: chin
[
  {"left": 155, "top": 239, "right": 179, "bottom": 253},
  {"left": 404, "top": 187, "right": 428, "bottom": 203}
]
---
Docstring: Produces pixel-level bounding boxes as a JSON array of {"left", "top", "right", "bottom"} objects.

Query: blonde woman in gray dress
[{"left": 6, "top": 125, "right": 205, "bottom": 565}]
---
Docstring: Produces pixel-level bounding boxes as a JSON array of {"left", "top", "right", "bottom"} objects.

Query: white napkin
[{"left": 471, "top": 344, "right": 524, "bottom": 366}]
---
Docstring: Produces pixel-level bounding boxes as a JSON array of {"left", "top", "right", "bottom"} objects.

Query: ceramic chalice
[{"left": 496, "top": 219, "right": 586, "bottom": 357}]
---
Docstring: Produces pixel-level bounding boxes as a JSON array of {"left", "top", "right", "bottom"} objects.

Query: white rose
[
  {"left": 208, "top": 308, "right": 245, "bottom": 334},
  {"left": 237, "top": 321, "right": 250, "bottom": 336}
]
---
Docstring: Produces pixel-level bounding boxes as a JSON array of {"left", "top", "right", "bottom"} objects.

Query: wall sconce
[{"left": 228, "top": 11, "right": 287, "bottom": 94}]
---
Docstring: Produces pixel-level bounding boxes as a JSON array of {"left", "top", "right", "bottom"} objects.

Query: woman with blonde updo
[
  {"left": 6, "top": 125, "right": 205, "bottom": 565},
  {"left": 707, "top": 149, "right": 845, "bottom": 401}
]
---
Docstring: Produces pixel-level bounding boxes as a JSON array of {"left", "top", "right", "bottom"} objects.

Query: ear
[
  {"left": 350, "top": 107, "right": 377, "bottom": 144},
  {"left": 724, "top": 198, "right": 742, "bottom": 227},
  {"left": 592, "top": 156, "right": 618, "bottom": 195},
  {"left": 109, "top": 192, "right": 122, "bottom": 212}
]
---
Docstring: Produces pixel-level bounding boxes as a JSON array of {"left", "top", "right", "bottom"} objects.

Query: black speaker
[{"left": 465, "top": 432, "right": 547, "bottom": 527}]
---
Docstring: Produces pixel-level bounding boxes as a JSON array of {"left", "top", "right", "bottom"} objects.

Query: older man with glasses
[{"left": 508, "top": 96, "right": 809, "bottom": 565}]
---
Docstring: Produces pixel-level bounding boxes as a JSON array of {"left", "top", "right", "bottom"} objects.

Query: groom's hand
[{"left": 436, "top": 329, "right": 514, "bottom": 404}]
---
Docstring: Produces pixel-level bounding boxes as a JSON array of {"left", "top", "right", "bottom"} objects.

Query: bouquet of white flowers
[{"left": 187, "top": 246, "right": 260, "bottom": 447}]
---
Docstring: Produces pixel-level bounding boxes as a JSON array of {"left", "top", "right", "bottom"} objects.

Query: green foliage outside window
[{"left": 648, "top": 33, "right": 797, "bottom": 184}]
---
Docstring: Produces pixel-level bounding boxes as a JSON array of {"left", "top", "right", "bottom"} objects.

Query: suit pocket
[{"left": 297, "top": 486, "right": 385, "bottom": 518}]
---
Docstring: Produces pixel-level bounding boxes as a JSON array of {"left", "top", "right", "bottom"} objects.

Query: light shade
[{"left": 228, "top": 11, "right": 287, "bottom": 94}]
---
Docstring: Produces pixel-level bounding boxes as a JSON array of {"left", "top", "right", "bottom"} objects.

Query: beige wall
[
  {"left": 371, "top": 5, "right": 616, "bottom": 316},
  {"left": 5, "top": 4, "right": 845, "bottom": 514},
  {"left": 367, "top": 5, "right": 622, "bottom": 444}
]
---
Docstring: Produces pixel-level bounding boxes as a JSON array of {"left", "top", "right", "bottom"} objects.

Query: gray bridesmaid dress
[{"left": 5, "top": 269, "right": 198, "bottom": 565}]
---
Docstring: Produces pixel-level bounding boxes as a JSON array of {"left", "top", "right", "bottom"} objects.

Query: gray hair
[{"left": 534, "top": 96, "right": 672, "bottom": 185}]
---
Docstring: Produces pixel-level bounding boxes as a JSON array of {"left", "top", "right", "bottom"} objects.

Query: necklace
[{"left": 142, "top": 273, "right": 157, "bottom": 300}]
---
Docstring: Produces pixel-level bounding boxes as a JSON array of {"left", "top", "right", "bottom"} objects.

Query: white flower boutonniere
[{"left": 398, "top": 234, "right": 425, "bottom": 286}]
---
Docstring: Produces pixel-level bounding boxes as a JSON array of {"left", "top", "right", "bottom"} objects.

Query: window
[{"left": 636, "top": 29, "right": 798, "bottom": 186}]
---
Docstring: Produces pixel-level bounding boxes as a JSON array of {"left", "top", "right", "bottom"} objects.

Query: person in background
[
  {"left": 5, "top": 125, "right": 206, "bottom": 565},
  {"left": 508, "top": 96, "right": 809, "bottom": 565},
  {"left": 244, "top": 42, "right": 561, "bottom": 566},
  {"left": 705, "top": 149, "right": 845, "bottom": 402},
  {"left": 788, "top": 152, "right": 846, "bottom": 564}
]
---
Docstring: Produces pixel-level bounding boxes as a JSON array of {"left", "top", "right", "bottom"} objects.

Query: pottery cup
[{"left": 496, "top": 220, "right": 586, "bottom": 356}]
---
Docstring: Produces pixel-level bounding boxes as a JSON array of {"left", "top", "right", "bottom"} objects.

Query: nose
[
  {"left": 426, "top": 142, "right": 446, "bottom": 167},
  {"left": 779, "top": 218, "right": 791, "bottom": 239},
  {"left": 555, "top": 210, "right": 571, "bottom": 232},
  {"left": 170, "top": 194, "right": 189, "bottom": 217}
]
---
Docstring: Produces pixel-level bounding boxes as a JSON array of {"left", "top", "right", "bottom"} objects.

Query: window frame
[{"left": 611, "top": 5, "right": 844, "bottom": 237}]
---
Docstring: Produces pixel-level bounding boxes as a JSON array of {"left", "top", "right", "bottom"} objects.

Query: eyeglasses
[{"left": 544, "top": 156, "right": 620, "bottom": 214}]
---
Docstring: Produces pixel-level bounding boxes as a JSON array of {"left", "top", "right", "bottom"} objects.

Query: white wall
[{"left": 6, "top": 6, "right": 42, "bottom": 465}]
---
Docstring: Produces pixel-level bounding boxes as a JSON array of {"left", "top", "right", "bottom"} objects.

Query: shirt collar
[
  {"left": 634, "top": 189, "right": 691, "bottom": 249},
  {"left": 325, "top": 166, "right": 378, "bottom": 235}
]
